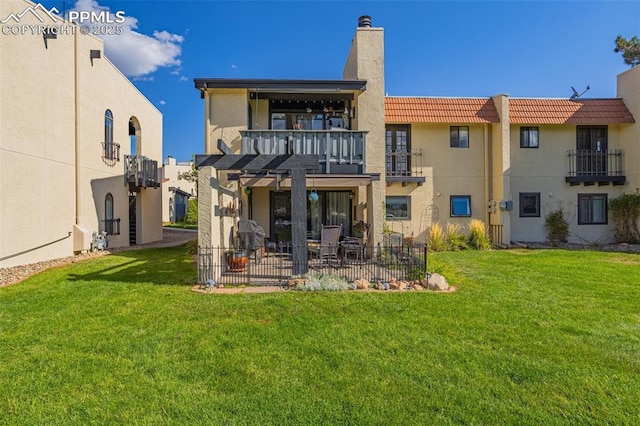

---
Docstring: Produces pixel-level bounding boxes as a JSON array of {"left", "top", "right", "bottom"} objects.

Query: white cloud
[
  {"left": 231, "top": 64, "right": 237, "bottom": 69},
  {"left": 179, "top": 76, "right": 188, "bottom": 82},
  {"left": 70, "top": 0, "right": 183, "bottom": 78},
  {"left": 133, "top": 75, "right": 154, "bottom": 82},
  {"left": 159, "top": 100, "right": 167, "bottom": 105}
]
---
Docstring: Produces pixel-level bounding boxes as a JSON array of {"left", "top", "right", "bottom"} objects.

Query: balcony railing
[
  {"left": 102, "top": 142, "right": 120, "bottom": 164},
  {"left": 124, "top": 155, "right": 160, "bottom": 190},
  {"left": 566, "top": 149, "right": 625, "bottom": 186},
  {"left": 386, "top": 150, "right": 426, "bottom": 185},
  {"left": 102, "top": 218, "right": 121, "bottom": 236},
  {"left": 241, "top": 130, "right": 366, "bottom": 174}
]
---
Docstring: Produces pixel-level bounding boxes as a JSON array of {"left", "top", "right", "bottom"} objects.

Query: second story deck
[{"left": 241, "top": 129, "right": 367, "bottom": 174}]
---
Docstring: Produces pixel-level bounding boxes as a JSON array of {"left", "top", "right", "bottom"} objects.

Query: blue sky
[{"left": 38, "top": 0, "right": 640, "bottom": 161}]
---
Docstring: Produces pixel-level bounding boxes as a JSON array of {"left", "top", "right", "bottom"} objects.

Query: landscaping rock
[
  {"left": 413, "top": 284, "right": 424, "bottom": 291},
  {"left": 425, "top": 273, "right": 449, "bottom": 291},
  {"left": 355, "top": 278, "right": 370, "bottom": 289}
]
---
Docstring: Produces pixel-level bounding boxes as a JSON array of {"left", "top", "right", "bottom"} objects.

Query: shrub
[
  {"left": 609, "top": 192, "right": 640, "bottom": 243},
  {"left": 185, "top": 237, "right": 198, "bottom": 256},
  {"left": 185, "top": 198, "right": 198, "bottom": 225},
  {"left": 427, "top": 223, "right": 447, "bottom": 252},
  {"left": 545, "top": 209, "right": 569, "bottom": 246},
  {"left": 293, "top": 274, "right": 350, "bottom": 291},
  {"left": 468, "top": 219, "right": 491, "bottom": 250},
  {"left": 445, "top": 223, "right": 468, "bottom": 251}
]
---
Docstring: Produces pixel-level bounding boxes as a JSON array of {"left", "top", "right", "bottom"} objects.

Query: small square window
[
  {"left": 385, "top": 196, "right": 410, "bottom": 220},
  {"left": 519, "top": 192, "right": 540, "bottom": 217},
  {"left": 450, "top": 126, "right": 469, "bottom": 148},
  {"left": 578, "top": 194, "right": 607, "bottom": 225},
  {"left": 450, "top": 195, "right": 471, "bottom": 217},
  {"left": 520, "top": 127, "right": 539, "bottom": 148}
]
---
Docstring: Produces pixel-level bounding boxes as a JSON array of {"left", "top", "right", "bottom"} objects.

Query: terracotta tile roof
[
  {"left": 509, "top": 98, "right": 635, "bottom": 124},
  {"left": 385, "top": 97, "right": 500, "bottom": 124}
]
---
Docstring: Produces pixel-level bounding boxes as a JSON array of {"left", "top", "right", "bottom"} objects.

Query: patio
[{"left": 197, "top": 242, "right": 427, "bottom": 286}]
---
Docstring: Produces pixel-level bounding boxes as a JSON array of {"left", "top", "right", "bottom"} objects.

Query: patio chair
[
  {"left": 342, "top": 223, "right": 370, "bottom": 263},
  {"left": 309, "top": 224, "right": 342, "bottom": 265}
]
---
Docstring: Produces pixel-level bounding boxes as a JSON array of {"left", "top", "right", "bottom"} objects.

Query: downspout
[
  {"left": 483, "top": 123, "right": 490, "bottom": 224},
  {"left": 74, "top": 26, "right": 80, "bottom": 225},
  {"left": 203, "top": 83, "right": 210, "bottom": 153}
]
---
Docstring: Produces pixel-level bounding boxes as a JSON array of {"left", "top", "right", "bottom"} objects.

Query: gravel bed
[
  {"left": 512, "top": 241, "right": 640, "bottom": 254},
  {"left": 0, "top": 228, "right": 196, "bottom": 288}
]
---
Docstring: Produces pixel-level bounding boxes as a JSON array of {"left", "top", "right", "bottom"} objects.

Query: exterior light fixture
[
  {"left": 43, "top": 27, "right": 57, "bottom": 49},
  {"left": 90, "top": 49, "right": 101, "bottom": 66}
]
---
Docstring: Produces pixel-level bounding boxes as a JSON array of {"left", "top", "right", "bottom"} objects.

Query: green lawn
[
  {"left": 163, "top": 222, "right": 198, "bottom": 230},
  {"left": 1, "top": 246, "right": 639, "bottom": 425}
]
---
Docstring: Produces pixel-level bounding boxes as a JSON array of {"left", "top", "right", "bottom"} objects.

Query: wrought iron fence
[
  {"left": 197, "top": 242, "right": 427, "bottom": 286},
  {"left": 566, "top": 149, "right": 623, "bottom": 178},
  {"left": 102, "top": 218, "right": 121, "bottom": 236}
]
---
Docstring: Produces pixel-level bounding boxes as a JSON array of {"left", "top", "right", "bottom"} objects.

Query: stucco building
[
  {"left": 194, "top": 15, "right": 640, "bottom": 258},
  {"left": 0, "top": 0, "right": 163, "bottom": 268},
  {"left": 162, "top": 156, "right": 195, "bottom": 223}
]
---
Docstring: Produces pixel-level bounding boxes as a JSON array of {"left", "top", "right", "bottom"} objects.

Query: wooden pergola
[{"left": 195, "top": 152, "right": 319, "bottom": 275}]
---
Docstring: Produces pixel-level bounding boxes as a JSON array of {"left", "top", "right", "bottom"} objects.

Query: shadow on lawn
[{"left": 67, "top": 245, "right": 197, "bottom": 286}]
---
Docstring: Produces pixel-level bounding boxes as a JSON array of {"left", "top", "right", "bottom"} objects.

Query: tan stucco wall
[
  {"left": 0, "top": 0, "right": 162, "bottom": 267},
  {"left": 343, "top": 26, "right": 385, "bottom": 246},
  {"left": 162, "top": 158, "right": 196, "bottom": 222},
  {"left": 509, "top": 124, "right": 627, "bottom": 244},
  {"left": 385, "top": 123, "right": 488, "bottom": 242},
  {"left": 206, "top": 89, "right": 247, "bottom": 154},
  {"left": 248, "top": 98, "right": 270, "bottom": 130},
  {"left": 617, "top": 66, "right": 640, "bottom": 192},
  {"left": 0, "top": 0, "right": 77, "bottom": 267},
  {"left": 490, "top": 94, "right": 512, "bottom": 244}
]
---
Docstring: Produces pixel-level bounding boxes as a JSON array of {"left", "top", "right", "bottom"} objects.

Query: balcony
[
  {"left": 124, "top": 155, "right": 160, "bottom": 191},
  {"left": 566, "top": 149, "right": 625, "bottom": 186},
  {"left": 102, "top": 218, "right": 121, "bottom": 236},
  {"left": 102, "top": 142, "right": 120, "bottom": 165},
  {"left": 386, "top": 150, "right": 425, "bottom": 186},
  {"left": 241, "top": 130, "right": 366, "bottom": 174}
]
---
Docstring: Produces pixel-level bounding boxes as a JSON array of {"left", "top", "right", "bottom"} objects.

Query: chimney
[{"left": 358, "top": 15, "right": 372, "bottom": 28}]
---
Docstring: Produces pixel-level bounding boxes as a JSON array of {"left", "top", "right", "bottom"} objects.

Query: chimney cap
[{"left": 358, "top": 15, "right": 372, "bottom": 28}]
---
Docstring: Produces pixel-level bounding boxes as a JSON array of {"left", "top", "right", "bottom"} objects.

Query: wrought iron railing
[
  {"left": 197, "top": 242, "right": 427, "bottom": 286},
  {"left": 124, "top": 155, "right": 160, "bottom": 189},
  {"left": 102, "top": 218, "right": 121, "bottom": 236},
  {"left": 240, "top": 130, "right": 366, "bottom": 173},
  {"left": 102, "top": 142, "right": 120, "bottom": 163},
  {"left": 386, "top": 150, "right": 423, "bottom": 177},
  {"left": 566, "top": 149, "right": 623, "bottom": 178}
]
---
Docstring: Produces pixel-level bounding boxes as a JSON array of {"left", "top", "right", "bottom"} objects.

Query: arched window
[
  {"left": 105, "top": 109, "right": 113, "bottom": 145},
  {"left": 103, "top": 109, "right": 119, "bottom": 161},
  {"left": 104, "top": 193, "right": 119, "bottom": 235},
  {"left": 129, "top": 116, "right": 141, "bottom": 156},
  {"left": 105, "top": 193, "right": 114, "bottom": 220}
]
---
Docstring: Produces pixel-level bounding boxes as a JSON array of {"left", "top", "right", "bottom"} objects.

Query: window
[
  {"left": 450, "top": 126, "right": 469, "bottom": 148},
  {"left": 450, "top": 195, "right": 471, "bottom": 217},
  {"left": 129, "top": 116, "right": 140, "bottom": 156},
  {"left": 385, "top": 196, "right": 410, "bottom": 220},
  {"left": 519, "top": 192, "right": 540, "bottom": 217},
  {"left": 103, "top": 193, "right": 120, "bottom": 235},
  {"left": 578, "top": 194, "right": 607, "bottom": 225},
  {"left": 386, "top": 125, "right": 410, "bottom": 176},
  {"left": 520, "top": 127, "right": 539, "bottom": 148},
  {"left": 103, "top": 109, "right": 119, "bottom": 161}
]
